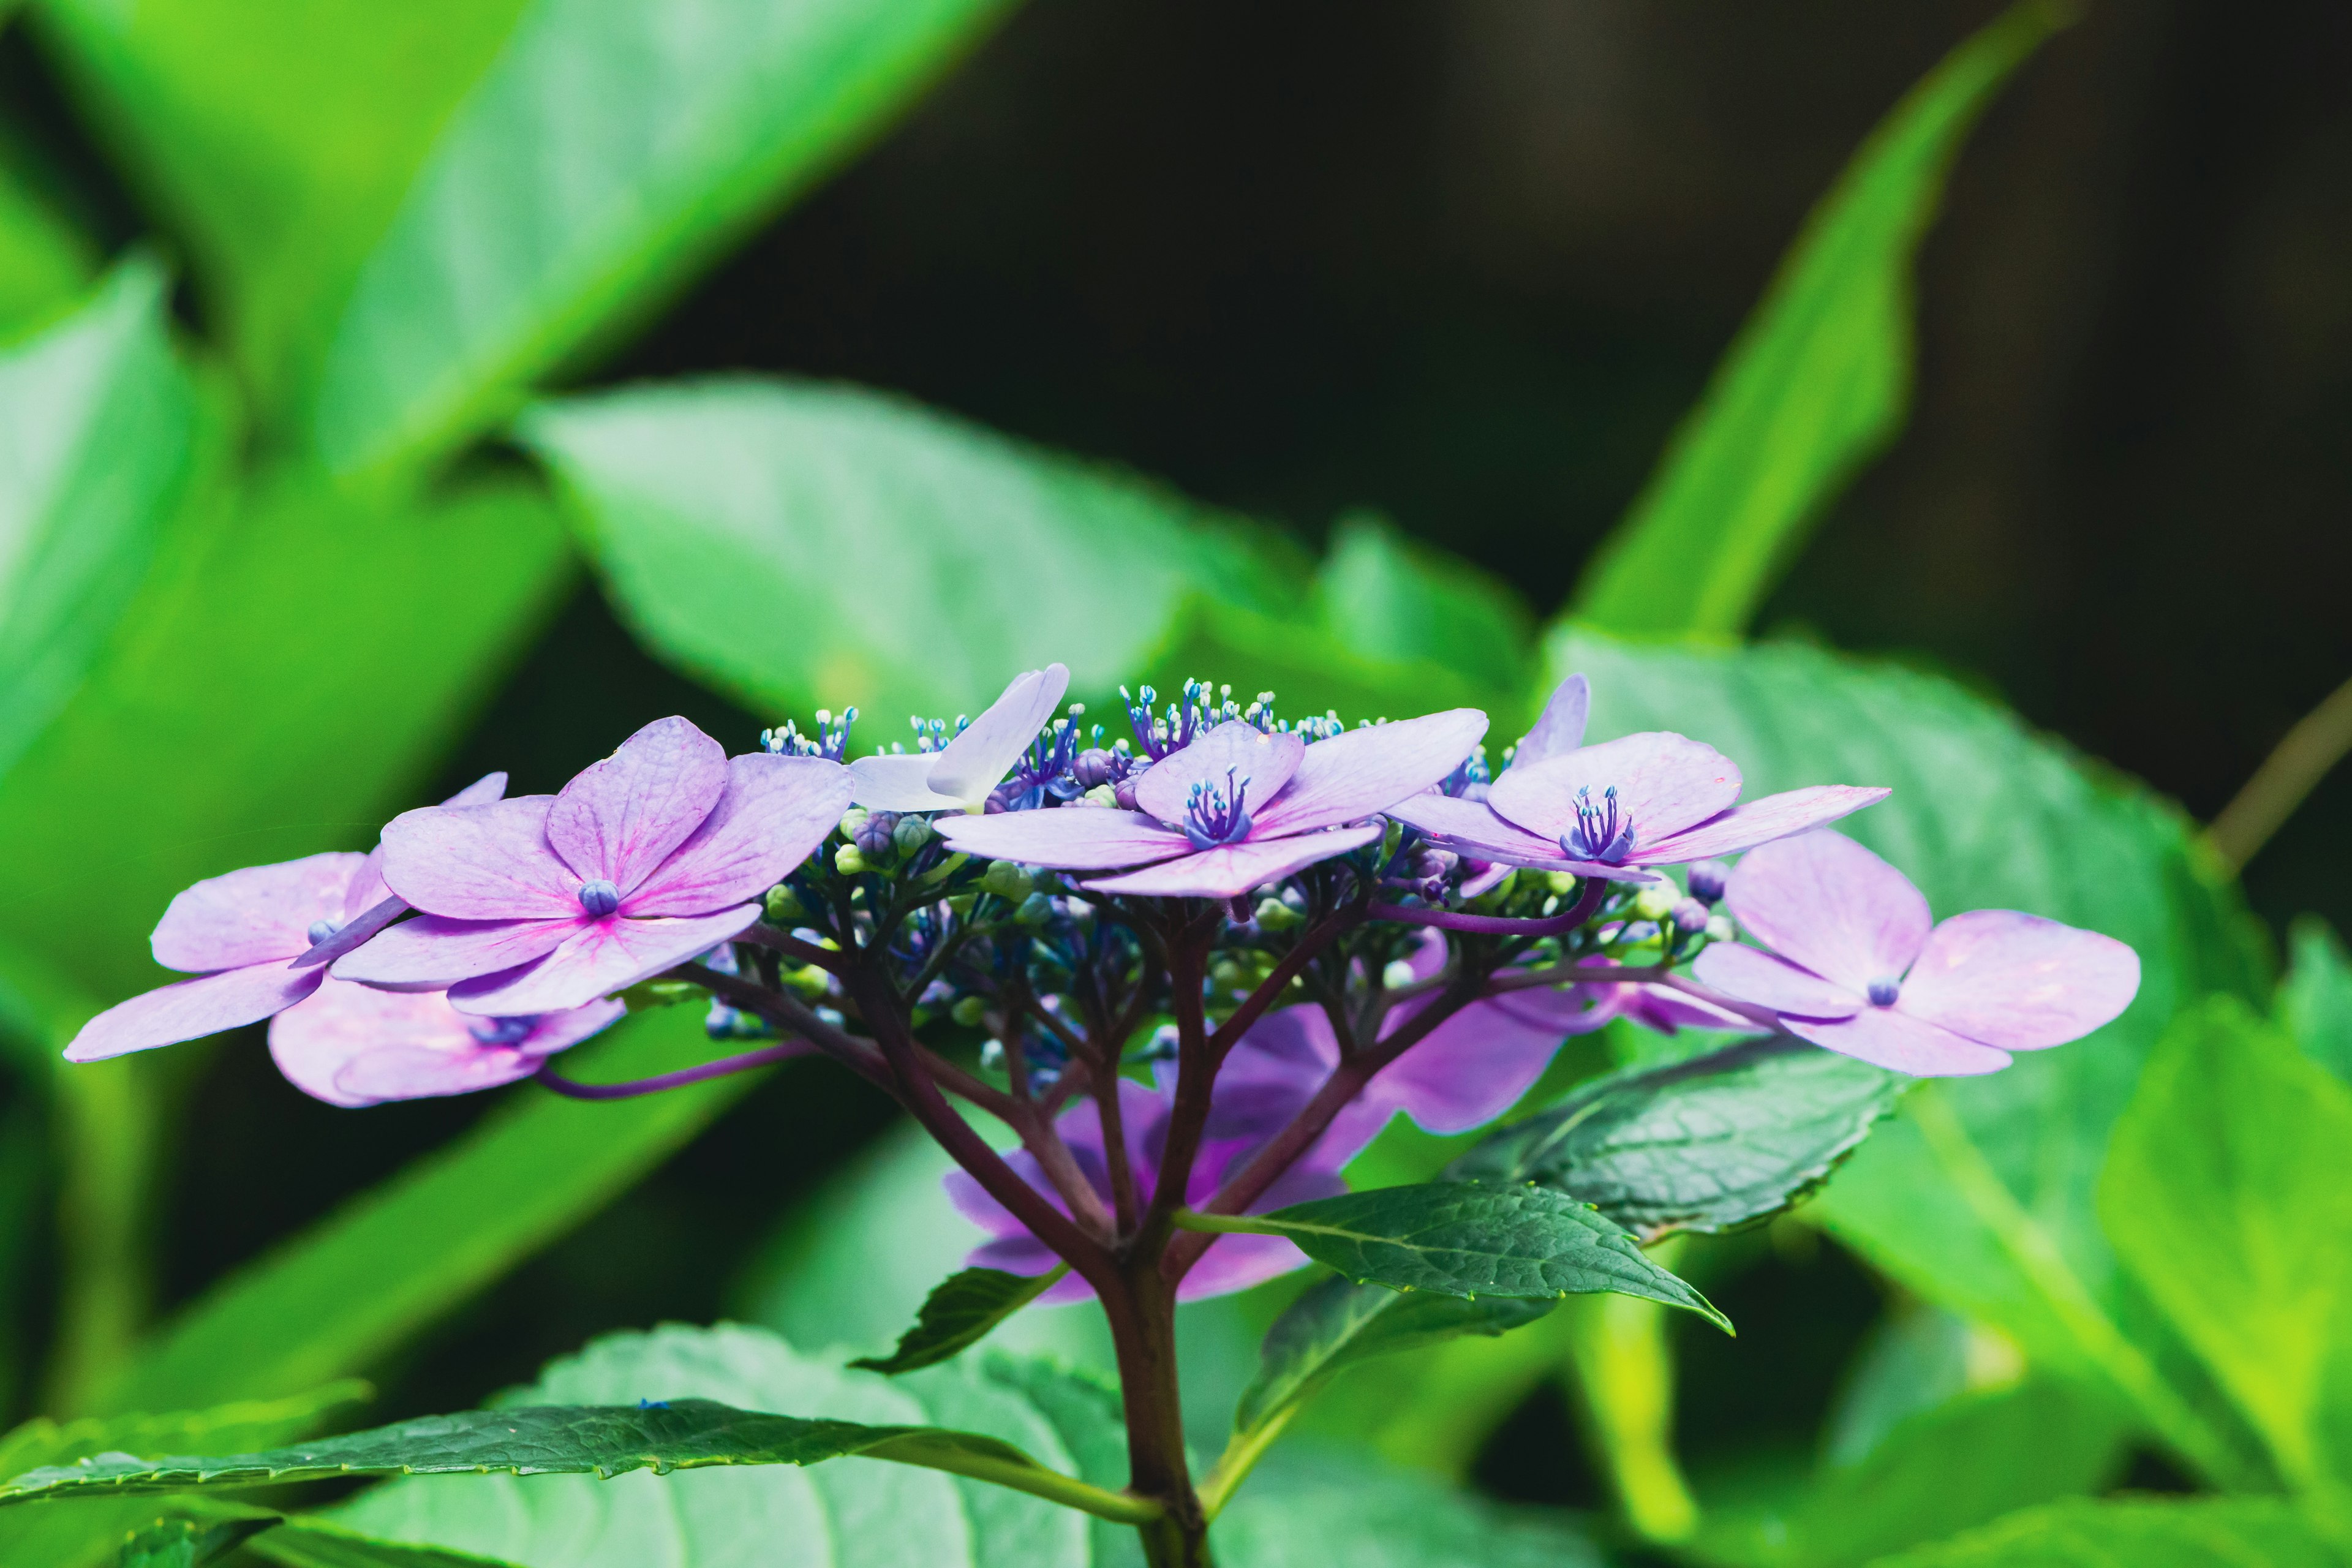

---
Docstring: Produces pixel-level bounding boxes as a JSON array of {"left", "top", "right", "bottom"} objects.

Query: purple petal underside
[
  {"left": 379, "top": 796, "right": 573, "bottom": 921},
  {"left": 332, "top": 913, "right": 581, "bottom": 990},
  {"left": 447, "top": 905, "right": 761, "bottom": 1016},
  {"left": 937, "top": 809, "right": 1191, "bottom": 870},
  {"left": 1690, "top": 941, "right": 1864, "bottom": 1017},
  {"left": 1322, "top": 984, "right": 1594, "bottom": 1160},
  {"left": 268, "top": 980, "right": 622, "bottom": 1107},
  {"left": 1083, "top": 824, "right": 1383, "bottom": 899},
  {"left": 1253, "top": 709, "right": 1488, "bottom": 838},
  {"left": 1635, "top": 785, "right": 1891, "bottom": 865},
  {"left": 1725, "top": 829, "right": 1931, "bottom": 997},
  {"left": 1384, "top": 792, "right": 1638, "bottom": 878},
  {"left": 1135, "top": 722, "right": 1306, "bottom": 828},
  {"left": 1488, "top": 732, "right": 1742, "bottom": 850},
  {"left": 1784, "top": 1009, "right": 2011, "bottom": 1077},
  {"left": 290, "top": 893, "right": 408, "bottom": 970},
  {"left": 1175, "top": 1156, "right": 1349, "bottom": 1301},
  {"left": 1515, "top": 674, "right": 1589, "bottom": 767},
  {"left": 625, "top": 754, "right": 853, "bottom": 918},
  {"left": 546, "top": 716, "right": 729, "bottom": 895},
  {"left": 1898, "top": 909, "right": 2141, "bottom": 1051},
  {"left": 339, "top": 771, "right": 509, "bottom": 920},
  {"left": 848, "top": 753, "right": 964, "bottom": 813},
  {"left": 149, "top": 852, "right": 366, "bottom": 972},
  {"left": 65, "top": 962, "right": 325, "bottom": 1062},
  {"left": 925, "top": 664, "right": 1071, "bottom": 804}
]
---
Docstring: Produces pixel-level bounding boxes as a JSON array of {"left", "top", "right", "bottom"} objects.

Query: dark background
[{"left": 46, "top": 0, "right": 2349, "bottom": 1506}]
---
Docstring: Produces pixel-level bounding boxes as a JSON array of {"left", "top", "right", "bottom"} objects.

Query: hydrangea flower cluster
[{"left": 68, "top": 665, "right": 2139, "bottom": 1311}]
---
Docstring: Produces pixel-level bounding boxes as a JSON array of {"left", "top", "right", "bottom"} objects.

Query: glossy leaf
[
  {"left": 1210, "top": 1450, "right": 1605, "bottom": 1568},
  {"left": 2100, "top": 997, "right": 2352, "bottom": 1488},
  {"left": 524, "top": 377, "right": 1294, "bottom": 724},
  {"left": 1864, "top": 1496, "right": 2345, "bottom": 1568},
  {"left": 1190, "top": 1182, "right": 1728, "bottom": 1329},
  {"left": 1555, "top": 626, "right": 2272, "bottom": 1486},
  {"left": 1571, "top": 1, "right": 2064, "bottom": 638},
  {"left": 2278, "top": 916, "right": 2352, "bottom": 1083},
  {"left": 1312, "top": 513, "right": 1532, "bottom": 705},
  {"left": 245, "top": 1517, "right": 527, "bottom": 1568},
  {"left": 851, "top": 1265, "right": 1068, "bottom": 1376},
  {"left": 312, "top": 0, "right": 1014, "bottom": 477},
  {"left": 1450, "top": 1034, "right": 1904, "bottom": 1240},
  {"left": 117, "top": 1515, "right": 276, "bottom": 1568}
]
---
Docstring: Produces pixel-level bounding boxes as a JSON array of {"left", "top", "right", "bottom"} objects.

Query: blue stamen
[
  {"left": 305, "top": 919, "right": 338, "bottom": 946},
  {"left": 469, "top": 1016, "right": 540, "bottom": 1046},
  {"left": 1866, "top": 977, "right": 1902, "bottom": 1008},
  {"left": 578, "top": 879, "right": 621, "bottom": 917},
  {"left": 1182, "top": 768, "right": 1256, "bottom": 849},
  {"left": 1559, "top": 785, "right": 1638, "bottom": 864}
]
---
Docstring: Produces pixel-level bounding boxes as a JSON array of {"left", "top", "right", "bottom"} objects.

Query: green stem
[{"left": 870, "top": 1434, "right": 1164, "bottom": 1524}]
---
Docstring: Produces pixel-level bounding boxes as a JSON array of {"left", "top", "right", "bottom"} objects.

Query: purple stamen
[
  {"left": 578, "top": 878, "right": 621, "bottom": 917},
  {"left": 468, "top": 1016, "right": 541, "bottom": 1046},
  {"left": 305, "top": 919, "right": 339, "bottom": 946},
  {"left": 1182, "top": 768, "right": 1255, "bottom": 850},
  {"left": 1866, "top": 977, "right": 1902, "bottom": 1007},
  {"left": 1561, "top": 785, "right": 1637, "bottom": 864}
]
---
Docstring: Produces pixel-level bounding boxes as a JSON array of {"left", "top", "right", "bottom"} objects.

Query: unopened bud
[
  {"left": 1114, "top": 761, "right": 1150, "bottom": 811},
  {"left": 1254, "top": 896, "right": 1302, "bottom": 931},
  {"left": 1543, "top": 870, "right": 1578, "bottom": 896},
  {"left": 1672, "top": 898, "right": 1711, "bottom": 934},
  {"left": 1687, "top": 859, "right": 1730, "bottom": 904},
  {"left": 1706, "top": 914, "right": 1736, "bottom": 944},
  {"left": 951, "top": 995, "right": 987, "bottom": 1027},
  {"left": 979, "top": 1039, "right": 1006, "bottom": 1071},
  {"left": 979, "top": 861, "right": 1034, "bottom": 902},
  {"left": 834, "top": 844, "right": 869, "bottom": 875},
  {"left": 764, "top": 883, "right": 806, "bottom": 923},
  {"left": 1072, "top": 748, "right": 1117, "bottom": 790},
  {"left": 853, "top": 810, "right": 900, "bottom": 858},
  {"left": 893, "top": 815, "right": 933, "bottom": 854},
  {"left": 839, "top": 807, "right": 869, "bottom": 840},
  {"left": 1409, "top": 846, "right": 1457, "bottom": 881},
  {"left": 1014, "top": 891, "right": 1054, "bottom": 927},
  {"left": 1633, "top": 884, "right": 1679, "bottom": 921}
]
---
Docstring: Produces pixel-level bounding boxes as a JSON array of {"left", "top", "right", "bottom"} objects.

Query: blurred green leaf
[
  {"left": 1210, "top": 1448, "right": 1605, "bottom": 1568},
  {"left": 114, "top": 1515, "right": 274, "bottom": 1568},
  {"left": 1188, "top": 1182, "right": 1728, "bottom": 1328},
  {"left": 851, "top": 1266, "right": 1068, "bottom": 1376},
  {"left": 2279, "top": 916, "right": 2352, "bottom": 1083},
  {"left": 89, "top": 1008, "right": 762, "bottom": 1415},
  {"left": 2100, "top": 997, "right": 2352, "bottom": 1489},
  {"left": 312, "top": 0, "right": 1015, "bottom": 478},
  {"left": 1862, "top": 1496, "right": 2346, "bottom": 1567},
  {"left": 0, "top": 145, "right": 98, "bottom": 342},
  {"left": 1450, "top": 1035, "right": 1904, "bottom": 1241},
  {"left": 1571, "top": 1, "right": 2064, "bottom": 639},
  {"left": 241, "top": 1515, "right": 526, "bottom": 1568},
  {"left": 1554, "top": 625, "right": 2272, "bottom": 1486},
  {"left": 524, "top": 377, "right": 1297, "bottom": 726},
  {"left": 1312, "top": 513, "right": 1532, "bottom": 703}
]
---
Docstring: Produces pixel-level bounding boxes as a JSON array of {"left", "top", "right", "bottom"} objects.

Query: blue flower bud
[
  {"left": 1114, "top": 761, "right": 1150, "bottom": 812},
  {"left": 894, "top": 815, "right": 933, "bottom": 855},
  {"left": 1073, "top": 748, "right": 1118, "bottom": 790},
  {"left": 1672, "top": 898, "right": 1711, "bottom": 934},
  {"left": 1867, "top": 977, "right": 1902, "bottom": 1008},
  {"left": 578, "top": 879, "right": 621, "bottom": 917},
  {"left": 853, "top": 811, "right": 900, "bottom": 858},
  {"left": 306, "top": 919, "right": 338, "bottom": 946},
  {"left": 1687, "top": 859, "right": 1731, "bottom": 904}
]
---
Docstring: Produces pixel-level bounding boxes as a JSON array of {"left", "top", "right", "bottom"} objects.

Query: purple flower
[
  {"left": 1690, "top": 829, "right": 2141, "bottom": 1076},
  {"left": 848, "top": 665, "right": 1071, "bottom": 813},
  {"left": 946, "top": 1077, "right": 1350, "bottom": 1303},
  {"left": 934, "top": 710, "right": 1488, "bottom": 899},
  {"left": 270, "top": 979, "right": 621, "bottom": 1107},
  {"left": 64, "top": 774, "right": 510, "bottom": 1063},
  {"left": 1391, "top": 674, "right": 1886, "bottom": 876},
  {"left": 335, "top": 717, "right": 851, "bottom": 1015}
]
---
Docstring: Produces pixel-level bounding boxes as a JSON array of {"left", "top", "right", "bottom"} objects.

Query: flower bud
[
  {"left": 893, "top": 815, "right": 934, "bottom": 855},
  {"left": 1072, "top": 748, "right": 1118, "bottom": 790},
  {"left": 833, "top": 844, "right": 868, "bottom": 875},
  {"left": 979, "top": 1039, "right": 1006, "bottom": 1071},
  {"left": 1687, "top": 859, "right": 1730, "bottom": 904},
  {"left": 1015, "top": 891, "right": 1054, "bottom": 927},
  {"left": 980, "top": 861, "right": 1034, "bottom": 902},
  {"left": 951, "top": 995, "right": 987, "bottom": 1028},
  {"left": 1114, "top": 761, "right": 1150, "bottom": 811},
  {"left": 853, "top": 811, "right": 900, "bottom": 858},
  {"left": 1706, "top": 914, "right": 1736, "bottom": 944},
  {"left": 1409, "top": 846, "right": 1457, "bottom": 881},
  {"left": 763, "top": 883, "right": 806, "bottom": 924},
  {"left": 1633, "top": 884, "right": 1679, "bottom": 921},
  {"left": 839, "top": 807, "right": 869, "bottom": 840},
  {"left": 1254, "top": 895, "right": 1302, "bottom": 931},
  {"left": 1543, "top": 870, "right": 1578, "bottom": 896},
  {"left": 1672, "top": 898, "right": 1711, "bottom": 935}
]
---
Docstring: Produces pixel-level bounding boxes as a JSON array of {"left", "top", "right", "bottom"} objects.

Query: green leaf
[
  {"left": 1312, "top": 513, "right": 1532, "bottom": 704},
  {"left": 243, "top": 1516, "right": 527, "bottom": 1568},
  {"left": 851, "top": 1266, "right": 1069, "bottom": 1376},
  {"left": 115, "top": 1515, "right": 277, "bottom": 1568},
  {"left": 1449, "top": 1034, "right": 1904, "bottom": 1240},
  {"left": 89, "top": 1008, "right": 765, "bottom": 1415},
  {"left": 2099, "top": 997, "right": 2352, "bottom": 1488},
  {"left": 1553, "top": 625, "right": 2272, "bottom": 1486},
  {"left": 1863, "top": 1496, "right": 2346, "bottom": 1568},
  {"left": 1210, "top": 1449, "right": 1605, "bottom": 1568},
  {"left": 2279, "top": 916, "right": 2352, "bottom": 1083},
  {"left": 523, "top": 377, "right": 1295, "bottom": 725},
  {"left": 1182, "top": 1182, "right": 1728, "bottom": 1329},
  {"left": 309, "top": 0, "right": 1015, "bottom": 478},
  {"left": 1570, "top": 1, "right": 2064, "bottom": 638},
  {"left": 0, "top": 147, "right": 99, "bottom": 342}
]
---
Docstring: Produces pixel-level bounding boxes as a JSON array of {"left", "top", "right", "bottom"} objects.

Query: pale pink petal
[
  {"left": 150, "top": 853, "right": 365, "bottom": 972},
  {"left": 1515, "top": 674, "right": 1589, "bottom": 766},
  {"left": 545, "top": 716, "right": 729, "bottom": 894},
  {"left": 269, "top": 979, "right": 480, "bottom": 1107},
  {"left": 1690, "top": 941, "right": 1864, "bottom": 1017},
  {"left": 65, "top": 962, "right": 324, "bottom": 1061},
  {"left": 332, "top": 914, "right": 581, "bottom": 990},
  {"left": 1489, "top": 732, "right": 1742, "bottom": 850},
  {"left": 848, "top": 753, "right": 963, "bottom": 813},
  {"left": 625, "top": 755, "right": 853, "bottom": 918},
  {"left": 447, "top": 906, "right": 761, "bottom": 1016},
  {"left": 1400, "top": 927, "right": 1446, "bottom": 983},
  {"left": 1635, "top": 785, "right": 1891, "bottom": 865},
  {"left": 1084, "top": 824, "right": 1383, "bottom": 899},
  {"left": 1332, "top": 983, "right": 1606, "bottom": 1159},
  {"left": 291, "top": 893, "right": 408, "bottom": 970},
  {"left": 1135, "top": 722, "right": 1306, "bottom": 828},
  {"left": 925, "top": 664, "right": 1071, "bottom": 804},
  {"left": 1385, "top": 791, "right": 1637, "bottom": 878},
  {"left": 937, "top": 809, "right": 1191, "bottom": 870},
  {"left": 1897, "top": 910, "right": 2141, "bottom": 1052},
  {"left": 1253, "top": 710, "right": 1488, "bottom": 837},
  {"left": 380, "top": 796, "right": 574, "bottom": 920},
  {"left": 278, "top": 990, "right": 625, "bottom": 1107},
  {"left": 1458, "top": 860, "right": 1511, "bottom": 899},
  {"left": 339, "top": 773, "right": 508, "bottom": 919},
  {"left": 1725, "top": 829, "right": 1931, "bottom": 997},
  {"left": 1784, "top": 1009, "right": 2010, "bottom": 1077},
  {"left": 445, "top": 771, "right": 511, "bottom": 808}
]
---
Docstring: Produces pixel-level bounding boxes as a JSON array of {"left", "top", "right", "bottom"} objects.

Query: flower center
[
  {"left": 578, "top": 879, "right": 622, "bottom": 917},
  {"left": 305, "top": 919, "right": 339, "bottom": 946},
  {"left": 1866, "top": 976, "right": 1902, "bottom": 1008},
  {"left": 1559, "top": 785, "right": 1638, "bottom": 864},
  {"left": 1182, "top": 768, "right": 1256, "bottom": 850},
  {"left": 468, "top": 1016, "right": 541, "bottom": 1046}
]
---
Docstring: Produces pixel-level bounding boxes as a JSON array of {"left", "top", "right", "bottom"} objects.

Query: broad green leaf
[
  {"left": 1554, "top": 626, "right": 2271, "bottom": 1485},
  {"left": 1864, "top": 1496, "right": 2346, "bottom": 1568},
  {"left": 851, "top": 1265, "right": 1069, "bottom": 1376},
  {"left": 523, "top": 377, "right": 1296, "bottom": 725},
  {"left": 116, "top": 1515, "right": 276, "bottom": 1568},
  {"left": 0, "top": 255, "right": 217, "bottom": 786},
  {"left": 1312, "top": 513, "right": 1531, "bottom": 704},
  {"left": 0, "top": 148, "right": 98, "bottom": 341},
  {"left": 2279, "top": 916, "right": 2352, "bottom": 1082},
  {"left": 312, "top": 0, "right": 1016, "bottom": 478},
  {"left": 1449, "top": 1034, "right": 1904, "bottom": 1240},
  {"left": 90, "top": 1008, "right": 763, "bottom": 1415},
  {"left": 2100, "top": 997, "right": 2352, "bottom": 1488},
  {"left": 1184, "top": 1181, "right": 1728, "bottom": 1329},
  {"left": 1571, "top": 2, "right": 2063, "bottom": 638},
  {"left": 1210, "top": 1449, "right": 1605, "bottom": 1568},
  {"left": 243, "top": 1516, "right": 527, "bottom": 1568}
]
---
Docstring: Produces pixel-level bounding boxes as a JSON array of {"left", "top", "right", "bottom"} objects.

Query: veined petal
[
  {"left": 1785, "top": 1009, "right": 2010, "bottom": 1077},
  {"left": 151, "top": 853, "right": 364, "bottom": 972},
  {"left": 65, "top": 962, "right": 325, "bottom": 1062},
  {"left": 1136, "top": 722, "right": 1305, "bottom": 828},
  {"left": 339, "top": 771, "right": 508, "bottom": 919},
  {"left": 1084, "top": 824, "right": 1382, "bottom": 899},
  {"left": 937, "top": 808, "right": 1191, "bottom": 870},
  {"left": 333, "top": 914, "right": 581, "bottom": 990},
  {"left": 848, "top": 753, "right": 964, "bottom": 813},
  {"left": 545, "top": 715, "right": 729, "bottom": 894},
  {"left": 1691, "top": 941, "right": 1864, "bottom": 1017},
  {"left": 447, "top": 905, "right": 761, "bottom": 1016},
  {"left": 1331, "top": 984, "right": 1590, "bottom": 1156},
  {"left": 1490, "top": 732, "right": 1741, "bottom": 850},
  {"left": 268, "top": 978, "right": 617, "bottom": 1107},
  {"left": 1898, "top": 910, "right": 2140, "bottom": 1051},
  {"left": 1384, "top": 792, "right": 1635, "bottom": 877},
  {"left": 1724, "top": 830, "right": 1931, "bottom": 997},
  {"left": 925, "top": 664, "right": 1071, "bottom": 805},
  {"left": 1515, "top": 673, "right": 1589, "bottom": 767},
  {"left": 1190, "top": 1006, "right": 1336, "bottom": 1143},
  {"left": 380, "top": 796, "right": 573, "bottom": 920},
  {"left": 626, "top": 754, "right": 852, "bottom": 918},
  {"left": 1635, "top": 785, "right": 1890, "bottom": 865},
  {"left": 1253, "top": 709, "right": 1487, "bottom": 837}
]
